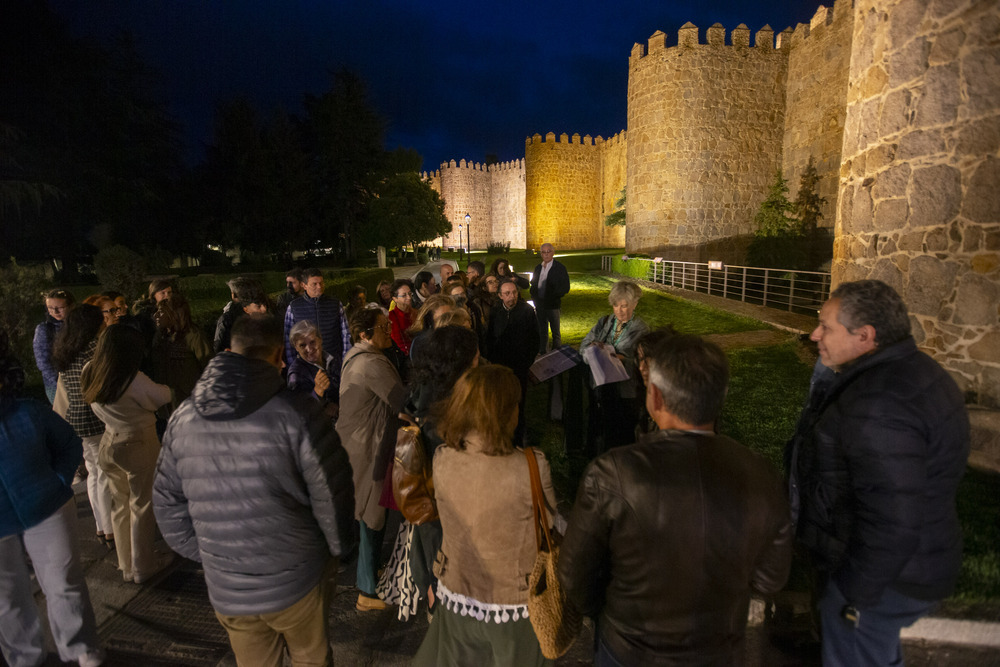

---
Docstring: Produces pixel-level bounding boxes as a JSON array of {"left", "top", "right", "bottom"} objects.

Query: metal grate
[{"left": 98, "top": 564, "right": 232, "bottom": 667}]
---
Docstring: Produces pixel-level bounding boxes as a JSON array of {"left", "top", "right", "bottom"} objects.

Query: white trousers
[
  {"left": 81, "top": 434, "right": 114, "bottom": 537},
  {"left": 0, "top": 499, "right": 104, "bottom": 667}
]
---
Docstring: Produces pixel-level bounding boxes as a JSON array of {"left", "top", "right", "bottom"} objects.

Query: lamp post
[{"left": 464, "top": 213, "right": 471, "bottom": 255}]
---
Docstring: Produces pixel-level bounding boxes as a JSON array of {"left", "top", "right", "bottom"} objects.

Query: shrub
[
  {"left": 0, "top": 259, "right": 49, "bottom": 375},
  {"left": 94, "top": 245, "right": 146, "bottom": 301},
  {"left": 610, "top": 254, "right": 652, "bottom": 280},
  {"left": 486, "top": 241, "right": 511, "bottom": 254},
  {"left": 200, "top": 249, "right": 232, "bottom": 269}
]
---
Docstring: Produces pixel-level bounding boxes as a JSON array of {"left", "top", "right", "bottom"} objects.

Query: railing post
[
  {"left": 741, "top": 267, "right": 747, "bottom": 302},
  {"left": 723, "top": 266, "right": 728, "bottom": 299},
  {"left": 763, "top": 269, "right": 769, "bottom": 307},
  {"left": 789, "top": 273, "right": 796, "bottom": 311}
]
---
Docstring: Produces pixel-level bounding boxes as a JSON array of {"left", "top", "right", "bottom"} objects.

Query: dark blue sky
[{"left": 50, "top": 0, "right": 827, "bottom": 171}]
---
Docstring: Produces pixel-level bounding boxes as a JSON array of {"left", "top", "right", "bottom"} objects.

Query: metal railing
[{"left": 602, "top": 256, "right": 831, "bottom": 316}]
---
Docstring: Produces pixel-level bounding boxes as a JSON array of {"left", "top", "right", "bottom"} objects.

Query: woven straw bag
[{"left": 525, "top": 447, "right": 581, "bottom": 659}]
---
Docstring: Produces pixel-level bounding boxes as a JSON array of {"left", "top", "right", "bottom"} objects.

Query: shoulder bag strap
[{"left": 524, "top": 447, "right": 553, "bottom": 553}]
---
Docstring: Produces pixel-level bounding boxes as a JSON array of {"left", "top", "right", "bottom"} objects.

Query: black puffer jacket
[
  {"left": 153, "top": 352, "right": 355, "bottom": 616},
  {"left": 558, "top": 430, "right": 793, "bottom": 665},
  {"left": 788, "top": 337, "right": 969, "bottom": 607}
]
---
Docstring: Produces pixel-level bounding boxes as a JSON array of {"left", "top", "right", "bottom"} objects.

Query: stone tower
[{"left": 625, "top": 23, "right": 789, "bottom": 262}]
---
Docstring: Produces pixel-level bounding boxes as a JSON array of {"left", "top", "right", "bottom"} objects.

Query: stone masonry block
[
  {"left": 954, "top": 272, "right": 1000, "bottom": 325},
  {"left": 964, "top": 46, "right": 1000, "bottom": 117},
  {"left": 889, "top": 37, "right": 929, "bottom": 88},
  {"left": 961, "top": 157, "right": 1000, "bottom": 223},
  {"left": 888, "top": 0, "right": 930, "bottom": 51},
  {"left": 909, "top": 164, "right": 961, "bottom": 229},
  {"left": 906, "top": 255, "right": 958, "bottom": 315},
  {"left": 914, "top": 63, "right": 961, "bottom": 129}
]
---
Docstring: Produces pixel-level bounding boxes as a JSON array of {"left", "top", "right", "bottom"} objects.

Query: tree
[
  {"left": 0, "top": 4, "right": 182, "bottom": 272},
  {"left": 0, "top": 259, "right": 48, "bottom": 371},
  {"left": 794, "top": 157, "right": 826, "bottom": 232},
  {"left": 303, "top": 69, "right": 386, "bottom": 259},
  {"left": 753, "top": 170, "right": 796, "bottom": 237},
  {"left": 94, "top": 245, "right": 146, "bottom": 301},
  {"left": 361, "top": 173, "right": 451, "bottom": 251},
  {"left": 604, "top": 188, "right": 626, "bottom": 226},
  {"left": 746, "top": 170, "right": 807, "bottom": 268}
]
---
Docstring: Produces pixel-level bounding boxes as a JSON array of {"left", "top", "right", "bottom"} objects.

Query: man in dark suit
[{"left": 529, "top": 243, "right": 570, "bottom": 355}]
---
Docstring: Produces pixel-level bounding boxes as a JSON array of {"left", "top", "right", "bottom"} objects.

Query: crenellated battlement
[
  {"left": 629, "top": 0, "right": 854, "bottom": 64},
  {"left": 629, "top": 21, "right": 782, "bottom": 64},
  {"left": 783, "top": 0, "right": 854, "bottom": 47},
  {"left": 487, "top": 158, "right": 524, "bottom": 173}
]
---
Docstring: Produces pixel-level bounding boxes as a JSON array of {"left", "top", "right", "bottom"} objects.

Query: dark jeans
[
  {"left": 819, "top": 581, "right": 934, "bottom": 666},
  {"left": 535, "top": 307, "right": 561, "bottom": 355}
]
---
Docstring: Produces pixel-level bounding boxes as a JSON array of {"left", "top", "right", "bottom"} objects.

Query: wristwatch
[{"left": 841, "top": 604, "right": 861, "bottom": 628}]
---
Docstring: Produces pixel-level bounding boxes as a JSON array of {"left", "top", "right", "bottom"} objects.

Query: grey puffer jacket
[{"left": 153, "top": 352, "right": 355, "bottom": 616}]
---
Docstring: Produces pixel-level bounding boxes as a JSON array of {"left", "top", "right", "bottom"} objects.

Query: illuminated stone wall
[
  {"left": 599, "top": 132, "right": 628, "bottom": 248},
  {"left": 625, "top": 23, "right": 789, "bottom": 262},
  {"left": 782, "top": 0, "right": 854, "bottom": 228},
  {"left": 835, "top": 0, "right": 1000, "bottom": 406},
  {"left": 490, "top": 159, "right": 526, "bottom": 248},
  {"left": 525, "top": 132, "right": 603, "bottom": 250}
]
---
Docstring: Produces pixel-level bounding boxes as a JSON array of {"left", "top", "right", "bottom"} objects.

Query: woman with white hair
[
  {"left": 580, "top": 280, "right": 650, "bottom": 452},
  {"left": 287, "top": 319, "right": 339, "bottom": 418}
]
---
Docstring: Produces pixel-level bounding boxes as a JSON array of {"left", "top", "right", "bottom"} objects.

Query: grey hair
[
  {"left": 830, "top": 279, "right": 910, "bottom": 347},
  {"left": 608, "top": 280, "right": 642, "bottom": 308},
  {"left": 289, "top": 319, "right": 321, "bottom": 346},
  {"left": 646, "top": 335, "right": 729, "bottom": 426}
]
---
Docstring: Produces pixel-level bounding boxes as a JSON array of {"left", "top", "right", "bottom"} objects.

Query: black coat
[
  {"left": 486, "top": 299, "right": 539, "bottom": 378},
  {"left": 529, "top": 260, "right": 570, "bottom": 310},
  {"left": 558, "top": 430, "right": 792, "bottom": 665},
  {"left": 787, "top": 337, "right": 969, "bottom": 607}
]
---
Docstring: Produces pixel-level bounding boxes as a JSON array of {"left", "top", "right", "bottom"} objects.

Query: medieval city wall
[
  {"left": 625, "top": 23, "right": 789, "bottom": 263},
  {"left": 436, "top": 159, "right": 492, "bottom": 249},
  {"left": 835, "top": 0, "right": 1000, "bottom": 407},
  {"left": 490, "top": 159, "right": 526, "bottom": 248},
  {"left": 524, "top": 132, "right": 603, "bottom": 250},
  {"left": 599, "top": 131, "right": 628, "bottom": 248},
  {"left": 781, "top": 0, "right": 854, "bottom": 228}
]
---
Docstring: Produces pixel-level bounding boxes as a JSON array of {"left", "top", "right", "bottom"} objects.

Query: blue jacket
[
  {"left": 32, "top": 317, "right": 63, "bottom": 391},
  {"left": 0, "top": 396, "right": 82, "bottom": 538},
  {"left": 282, "top": 295, "right": 352, "bottom": 391}
]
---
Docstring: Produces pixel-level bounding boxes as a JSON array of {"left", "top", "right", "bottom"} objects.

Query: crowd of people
[{"left": 0, "top": 246, "right": 970, "bottom": 667}]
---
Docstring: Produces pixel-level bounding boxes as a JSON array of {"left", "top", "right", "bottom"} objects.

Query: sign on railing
[{"left": 603, "top": 256, "right": 831, "bottom": 316}]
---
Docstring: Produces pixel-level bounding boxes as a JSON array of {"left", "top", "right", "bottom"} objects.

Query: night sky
[{"left": 50, "top": 0, "right": 828, "bottom": 171}]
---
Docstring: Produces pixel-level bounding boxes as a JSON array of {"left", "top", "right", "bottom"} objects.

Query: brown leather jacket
[{"left": 558, "top": 430, "right": 793, "bottom": 665}]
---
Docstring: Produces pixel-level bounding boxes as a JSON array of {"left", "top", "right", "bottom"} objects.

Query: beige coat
[
  {"left": 433, "top": 435, "right": 557, "bottom": 605},
  {"left": 336, "top": 341, "right": 405, "bottom": 531}
]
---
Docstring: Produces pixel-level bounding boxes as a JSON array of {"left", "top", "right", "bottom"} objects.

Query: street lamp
[{"left": 464, "top": 213, "right": 471, "bottom": 255}]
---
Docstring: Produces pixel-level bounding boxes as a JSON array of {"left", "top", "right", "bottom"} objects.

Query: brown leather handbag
[
  {"left": 391, "top": 419, "right": 438, "bottom": 525},
  {"left": 525, "top": 447, "right": 581, "bottom": 659}
]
